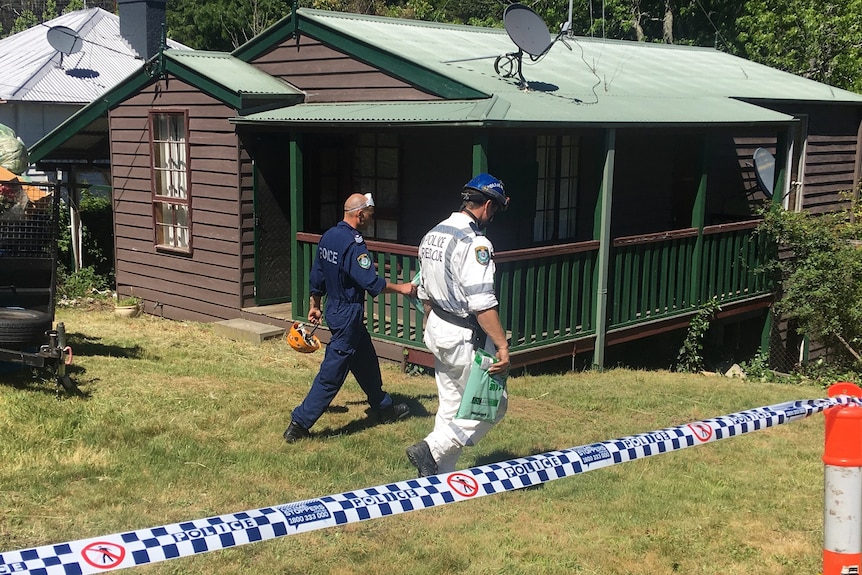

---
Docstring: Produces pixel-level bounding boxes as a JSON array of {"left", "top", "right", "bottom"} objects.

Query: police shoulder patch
[
  {"left": 357, "top": 253, "right": 372, "bottom": 269},
  {"left": 475, "top": 245, "right": 491, "bottom": 265}
]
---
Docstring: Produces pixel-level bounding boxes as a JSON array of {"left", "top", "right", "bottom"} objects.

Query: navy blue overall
[{"left": 291, "top": 221, "right": 393, "bottom": 429}]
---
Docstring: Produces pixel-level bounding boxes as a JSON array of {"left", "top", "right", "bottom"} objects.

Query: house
[{"left": 29, "top": 6, "right": 862, "bottom": 369}]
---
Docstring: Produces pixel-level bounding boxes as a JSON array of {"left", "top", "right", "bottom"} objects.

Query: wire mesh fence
[{"left": 0, "top": 180, "right": 59, "bottom": 259}]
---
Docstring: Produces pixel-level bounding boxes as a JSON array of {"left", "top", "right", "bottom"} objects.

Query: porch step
[{"left": 212, "top": 318, "right": 285, "bottom": 344}]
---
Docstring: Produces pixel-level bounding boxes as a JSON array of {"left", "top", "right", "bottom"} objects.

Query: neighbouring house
[
  {"left": 0, "top": 4, "right": 189, "bottom": 151},
  {"left": 29, "top": 6, "right": 862, "bottom": 370},
  {"left": 0, "top": 2, "right": 188, "bottom": 269}
]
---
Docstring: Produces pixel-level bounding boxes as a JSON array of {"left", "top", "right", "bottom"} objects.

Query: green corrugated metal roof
[
  {"left": 165, "top": 50, "right": 303, "bottom": 99},
  {"left": 296, "top": 9, "right": 862, "bottom": 108},
  {"left": 30, "top": 50, "right": 304, "bottom": 163},
  {"left": 234, "top": 92, "right": 794, "bottom": 127},
  {"left": 233, "top": 8, "right": 859, "bottom": 127},
  {"left": 234, "top": 96, "right": 509, "bottom": 125},
  {"left": 31, "top": 8, "right": 862, "bottom": 162}
]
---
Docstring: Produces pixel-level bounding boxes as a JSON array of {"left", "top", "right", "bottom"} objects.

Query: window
[
  {"left": 534, "top": 135, "right": 579, "bottom": 242},
  {"left": 317, "top": 147, "right": 340, "bottom": 230},
  {"left": 353, "top": 133, "right": 399, "bottom": 241},
  {"left": 150, "top": 111, "right": 190, "bottom": 251},
  {"left": 788, "top": 114, "right": 809, "bottom": 212}
]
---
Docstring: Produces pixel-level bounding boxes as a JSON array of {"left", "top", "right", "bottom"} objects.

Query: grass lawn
[{"left": 0, "top": 306, "right": 835, "bottom": 574}]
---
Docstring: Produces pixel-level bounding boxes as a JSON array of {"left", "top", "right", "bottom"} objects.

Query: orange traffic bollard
[{"left": 823, "top": 382, "right": 862, "bottom": 575}]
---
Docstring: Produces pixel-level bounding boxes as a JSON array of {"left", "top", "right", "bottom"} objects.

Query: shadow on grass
[
  {"left": 316, "top": 393, "right": 437, "bottom": 439},
  {"left": 66, "top": 332, "right": 147, "bottom": 360},
  {"left": 0, "top": 331, "right": 147, "bottom": 398},
  {"left": 0, "top": 364, "right": 91, "bottom": 399},
  {"left": 324, "top": 404, "right": 349, "bottom": 414}
]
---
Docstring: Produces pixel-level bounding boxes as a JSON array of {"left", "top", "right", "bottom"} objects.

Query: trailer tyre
[{"left": 0, "top": 308, "right": 52, "bottom": 347}]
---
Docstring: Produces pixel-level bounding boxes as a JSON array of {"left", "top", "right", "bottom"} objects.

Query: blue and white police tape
[{"left": 3, "top": 395, "right": 859, "bottom": 575}]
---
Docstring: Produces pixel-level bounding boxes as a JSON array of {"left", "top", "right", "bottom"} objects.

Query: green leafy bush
[
  {"left": 739, "top": 352, "right": 779, "bottom": 383},
  {"left": 57, "top": 266, "right": 109, "bottom": 300},
  {"left": 57, "top": 187, "right": 114, "bottom": 285},
  {"left": 740, "top": 352, "right": 862, "bottom": 389},
  {"left": 675, "top": 297, "right": 721, "bottom": 373},
  {"left": 757, "top": 192, "right": 862, "bottom": 371}
]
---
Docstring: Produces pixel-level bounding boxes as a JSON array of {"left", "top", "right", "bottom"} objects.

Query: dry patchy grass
[{"left": 0, "top": 307, "right": 835, "bottom": 574}]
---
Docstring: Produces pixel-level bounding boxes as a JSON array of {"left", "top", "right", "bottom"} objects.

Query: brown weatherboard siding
[
  {"left": 239, "top": 149, "right": 255, "bottom": 308},
  {"left": 111, "top": 77, "right": 244, "bottom": 323},
  {"left": 250, "top": 35, "right": 439, "bottom": 102},
  {"left": 772, "top": 103, "right": 862, "bottom": 214},
  {"left": 791, "top": 106, "right": 862, "bottom": 364},
  {"left": 803, "top": 132, "right": 859, "bottom": 214},
  {"left": 734, "top": 104, "right": 862, "bottom": 369},
  {"left": 730, "top": 111, "right": 861, "bottom": 215}
]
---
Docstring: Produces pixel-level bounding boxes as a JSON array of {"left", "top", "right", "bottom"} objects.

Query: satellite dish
[
  {"left": 753, "top": 147, "right": 775, "bottom": 198},
  {"left": 47, "top": 25, "right": 83, "bottom": 55},
  {"left": 497, "top": 4, "right": 566, "bottom": 89},
  {"left": 503, "top": 4, "right": 552, "bottom": 58}
]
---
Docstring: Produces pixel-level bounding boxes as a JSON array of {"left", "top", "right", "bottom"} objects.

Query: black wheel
[
  {"left": 494, "top": 53, "right": 517, "bottom": 78},
  {"left": 0, "top": 308, "right": 52, "bottom": 347}
]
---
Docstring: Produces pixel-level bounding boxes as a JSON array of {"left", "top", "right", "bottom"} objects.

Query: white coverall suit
[{"left": 417, "top": 211, "right": 508, "bottom": 473}]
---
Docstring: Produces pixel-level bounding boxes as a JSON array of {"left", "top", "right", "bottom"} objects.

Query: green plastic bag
[
  {"left": 456, "top": 348, "right": 507, "bottom": 421},
  {"left": 0, "top": 123, "right": 28, "bottom": 175},
  {"left": 406, "top": 270, "right": 424, "bottom": 314}
]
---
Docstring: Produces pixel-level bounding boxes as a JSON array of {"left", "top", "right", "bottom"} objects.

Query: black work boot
[
  {"left": 377, "top": 402, "right": 410, "bottom": 424},
  {"left": 406, "top": 440, "right": 438, "bottom": 477},
  {"left": 283, "top": 421, "right": 310, "bottom": 443}
]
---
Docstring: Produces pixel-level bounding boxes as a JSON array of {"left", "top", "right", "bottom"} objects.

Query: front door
[{"left": 253, "top": 136, "right": 292, "bottom": 304}]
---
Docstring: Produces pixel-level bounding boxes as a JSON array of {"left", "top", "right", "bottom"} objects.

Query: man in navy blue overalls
[{"left": 284, "top": 192, "right": 416, "bottom": 442}]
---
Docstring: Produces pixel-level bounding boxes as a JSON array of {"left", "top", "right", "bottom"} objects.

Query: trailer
[{"left": 0, "top": 176, "right": 76, "bottom": 394}]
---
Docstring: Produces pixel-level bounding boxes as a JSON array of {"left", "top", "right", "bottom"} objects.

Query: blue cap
[{"left": 463, "top": 173, "right": 509, "bottom": 211}]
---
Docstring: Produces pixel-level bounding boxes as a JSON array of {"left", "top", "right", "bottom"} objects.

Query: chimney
[{"left": 117, "top": 0, "right": 167, "bottom": 60}]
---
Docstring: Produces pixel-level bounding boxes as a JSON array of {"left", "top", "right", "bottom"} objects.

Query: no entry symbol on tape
[
  {"left": 447, "top": 473, "right": 479, "bottom": 497},
  {"left": 82, "top": 541, "right": 126, "bottom": 569},
  {"left": 688, "top": 422, "right": 714, "bottom": 443}
]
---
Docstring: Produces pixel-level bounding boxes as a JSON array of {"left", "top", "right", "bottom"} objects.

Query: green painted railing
[
  {"left": 494, "top": 241, "right": 600, "bottom": 350},
  {"left": 609, "top": 229, "right": 699, "bottom": 328},
  {"left": 699, "top": 221, "right": 771, "bottom": 303},
  {"left": 608, "top": 221, "right": 770, "bottom": 330},
  {"left": 294, "top": 221, "right": 771, "bottom": 354},
  {"left": 365, "top": 243, "right": 424, "bottom": 346},
  {"left": 294, "top": 233, "right": 423, "bottom": 345}
]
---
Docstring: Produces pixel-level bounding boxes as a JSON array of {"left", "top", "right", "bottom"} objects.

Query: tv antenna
[
  {"left": 46, "top": 25, "right": 83, "bottom": 68},
  {"left": 495, "top": 3, "right": 571, "bottom": 89},
  {"left": 753, "top": 147, "right": 775, "bottom": 199}
]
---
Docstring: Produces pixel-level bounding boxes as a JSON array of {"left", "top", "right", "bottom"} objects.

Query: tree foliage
[
  {"left": 63, "top": 0, "right": 84, "bottom": 12},
  {"left": 167, "top": 0, "right": 293, "bottom": 51},
  {"left": 0, "top": 0, "right": 113, "bottom": 35},
  {"left": 738, "top": 0, "right": 862, "bottom": 94},
  {"left": 758, "top": 193, "right": 862, "bottom": 369},
  {"left": 10, "top": 9, "right": 37, "bottom": 34}
]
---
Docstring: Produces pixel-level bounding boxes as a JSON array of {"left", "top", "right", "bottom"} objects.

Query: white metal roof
[{"left": 0, "top": 8, "right": 188, "bottom": 104}]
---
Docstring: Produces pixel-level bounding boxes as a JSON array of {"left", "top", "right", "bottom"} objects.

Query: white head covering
[{"left": 347, "top": 193, "right": 375, "bottom": 212}]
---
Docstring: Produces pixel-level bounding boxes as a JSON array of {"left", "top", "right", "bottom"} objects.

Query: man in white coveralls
[{"left": 406, "top": 173, "right": 511, "bottom": 477}]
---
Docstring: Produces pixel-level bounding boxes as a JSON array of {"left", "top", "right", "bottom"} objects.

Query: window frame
[
  {"left": 353, "top": 132, "right": 399, "bottom": 241},
  {"left": 149, "top": 109, "right": 192, "bottom": 254},
  {"left": 534, "top": 134, "right": 579, "bottom": 243}
]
